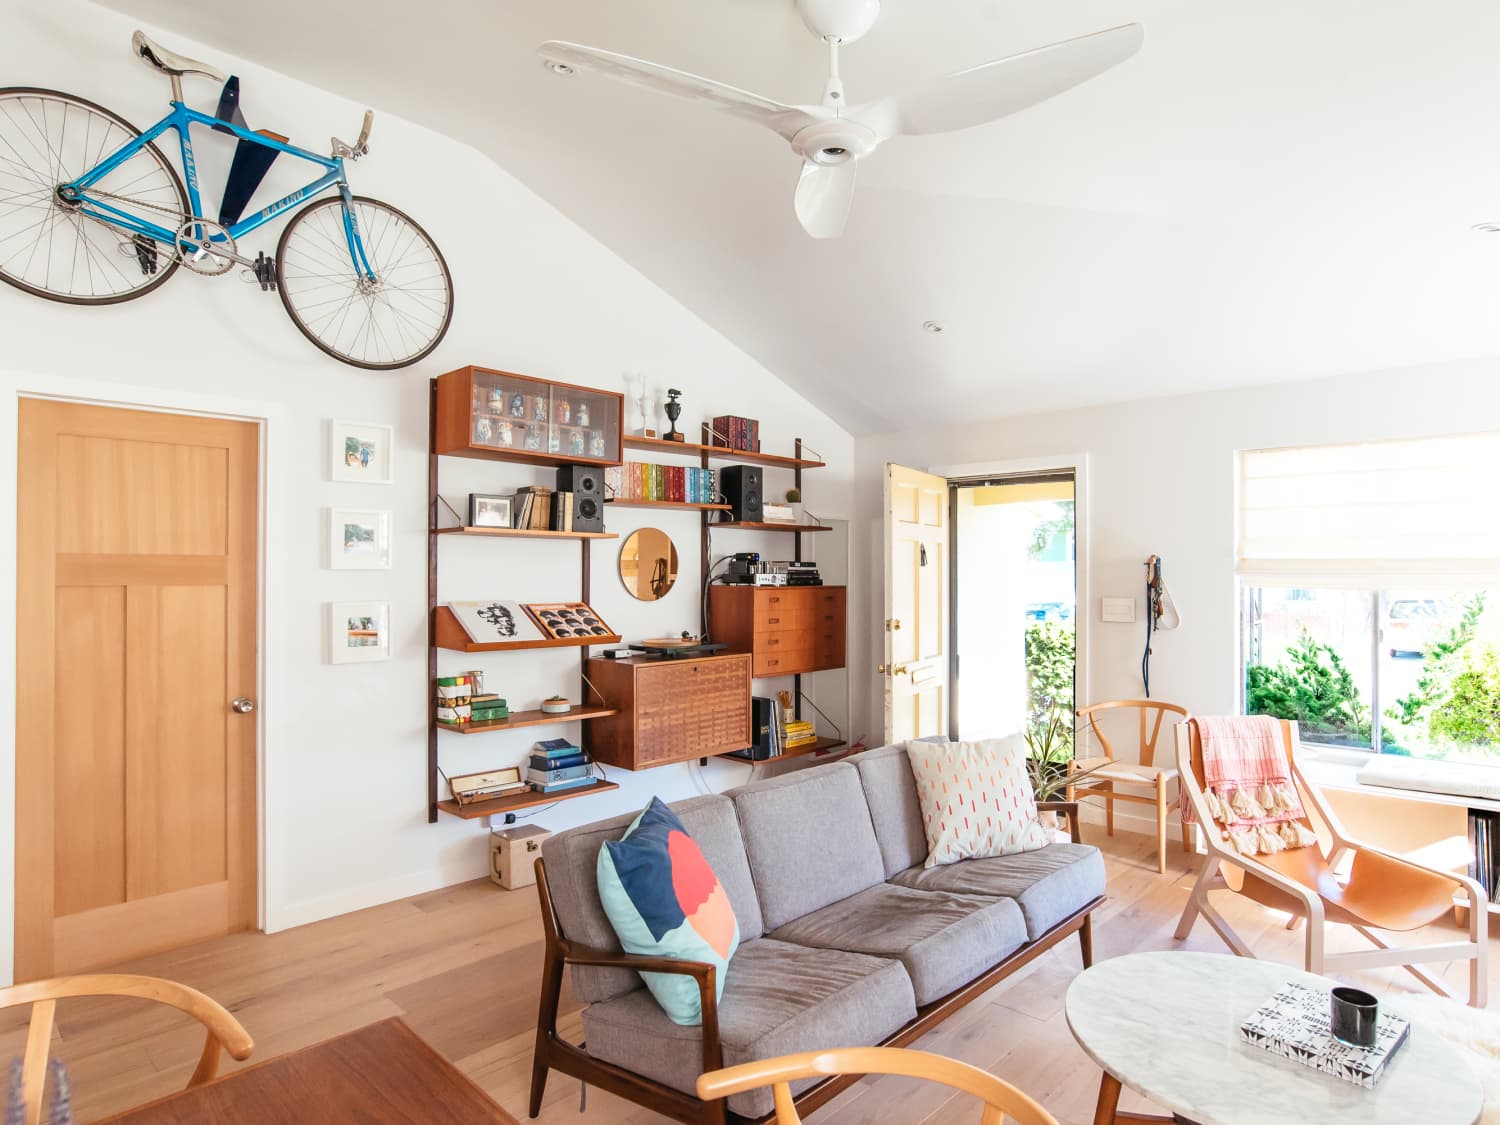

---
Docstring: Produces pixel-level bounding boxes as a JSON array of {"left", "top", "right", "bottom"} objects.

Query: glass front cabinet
[{"left": 434, "top": 367, "right": 624, "bottom": 466}]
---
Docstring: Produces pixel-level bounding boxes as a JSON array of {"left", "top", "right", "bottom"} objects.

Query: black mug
[{"left": 1330, "top": 986, "right": 1379, "bottom": 1048}]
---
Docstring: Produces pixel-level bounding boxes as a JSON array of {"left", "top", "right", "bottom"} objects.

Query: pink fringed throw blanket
[{"left": 1181, "top": 715, "right": 1318, "bottom": 857}]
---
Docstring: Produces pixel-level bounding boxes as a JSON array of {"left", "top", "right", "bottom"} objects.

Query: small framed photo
[
  {"left": 330, "top": 420, "right": 393, "bottom": 483},
  {"left": 468, "top": 493, "right": 513, "bottom": 529},
  {"left": 329, "top": 508, "right": 391, "bottom": 570},
  {"left": 330, "top": 602, "right": 391, "bottom": 664}
]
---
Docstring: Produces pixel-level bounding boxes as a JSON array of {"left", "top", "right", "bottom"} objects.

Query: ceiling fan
[{"left": 539, "top": 0, "right": 1143, "bottom": 239}]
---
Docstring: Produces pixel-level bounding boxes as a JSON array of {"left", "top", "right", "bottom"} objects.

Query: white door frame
[
  {"left": 931, "top": 452, "right": 1091, "bottom": 720},
  {"left": 0, "top": 370, "right": 286, "bottom": 986}
]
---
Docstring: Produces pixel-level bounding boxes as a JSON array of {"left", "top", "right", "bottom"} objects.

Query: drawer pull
[
  {"left": 768, "top": 638, "right": 780, "bottom": 646},
  {"left": 768, "top": 596, "right": 781, "bottom": 603},
  {"left": 768, "top": 617, "right": 780, "bottom": 625}
]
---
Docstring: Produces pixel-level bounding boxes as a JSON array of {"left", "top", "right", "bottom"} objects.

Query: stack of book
[
  {"left": 710, "top": 415, "right": 760, "bottom": 452},
  {"left": 528, "top": 738, "right": 595, "bottom": 794},
  {"left": 605, "top": 463, "right": 716, "bottom": 504},
  {"left": 434, "top": 675, "right": 473, "bottom": 724},
  {"left": 1470, "top": 811, "right": 1500, "bottom": 902},
  {"left": 470, "top": 693, "right": 508, "bottom": 723},
  {"left": 514, "top": 486, "right": 554, "bottom": 530},
  {"left": 783, "top": 719, "right": 817, "bottom": 749}
]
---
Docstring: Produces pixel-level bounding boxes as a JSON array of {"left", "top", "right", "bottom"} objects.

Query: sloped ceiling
[{"left": 99, "top": 0, "right": 1500, "bottom": 433}]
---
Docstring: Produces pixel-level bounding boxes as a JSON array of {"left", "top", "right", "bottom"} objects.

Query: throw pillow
[
  {"left": 596, "top": 796, "right": 740, "bottom": 1025},
  {"left": 906, "top": 735, "right": 1049, "bottom": 868}
]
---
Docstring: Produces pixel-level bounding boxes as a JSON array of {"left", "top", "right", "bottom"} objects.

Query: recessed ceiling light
[
  {"left": 1472, "top": 222, "right": 1500, "bottom": 233},
  {"left": 922, "top": 320, "right": 944, "bottom": 334},
  {"left": 545, "top": 61, "right": 575, "bottom": 76}
]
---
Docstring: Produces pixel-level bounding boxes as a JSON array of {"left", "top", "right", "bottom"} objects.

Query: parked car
[
  {"left": 1386, "top": 598, "right": 1440, "bottom": 658},
  {"left": 1025, "top": 601, "right": 1074, "bottom": 623}
]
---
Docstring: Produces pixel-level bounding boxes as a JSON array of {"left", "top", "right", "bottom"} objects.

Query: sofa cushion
[
  {"left": 726, "top": 763, "right": 885, "bottom": 932},
  {"left": 890, "top": 842, "right": 1106, "bottom": 940},
  {"left": 541, "top": 795, "right": 764, "bottom": 1003},
  {"left": 581, "top": 937, "right": 916, "bottom": 1119},
  {"left": 767, "top": 883, "right": 1027, "bottom": 1006},
  {"left": 597, "top": 797, "right": 741, "bottom": 1025},
  {"left": 906, "top": 735, "right": 1049, "bottom": 867},
  {"left": 850, "top": 744, "right": 929, "bottom": 878}
]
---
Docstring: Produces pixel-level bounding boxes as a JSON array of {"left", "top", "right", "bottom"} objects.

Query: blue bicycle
[{"left": 0, "top": 31, "right": 453, "bottom": 369}]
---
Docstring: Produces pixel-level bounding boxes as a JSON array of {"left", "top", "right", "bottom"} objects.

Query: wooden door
[
  {"left": 16, "top": 400, "right": 258, "bottom": 980},
  {"left": 883, "top": 464, "right": 950, "bottom": 743}
]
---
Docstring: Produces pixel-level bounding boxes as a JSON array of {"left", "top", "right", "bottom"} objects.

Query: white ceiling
[{"left": 102, "top": 0, "right": 1500, "bottom": 433}]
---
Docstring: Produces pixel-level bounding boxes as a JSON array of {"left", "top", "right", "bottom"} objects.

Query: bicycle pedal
[
  {"left": 132, "top": 234, "right": 158, "bottom": 277},
  {"left": 253, "top": 251, "right": 278, "bottom": 292}
]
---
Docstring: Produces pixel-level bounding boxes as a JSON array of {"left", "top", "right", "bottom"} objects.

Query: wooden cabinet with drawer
[
  {"left": 708, "top": 585, "right": 847, "bottom": 677},
  {"left": 585, "top": 653, "right": 752, "bottom": 769}
]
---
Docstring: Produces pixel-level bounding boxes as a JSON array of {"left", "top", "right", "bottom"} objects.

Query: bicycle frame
[{"left": 67, "top": 99, "right": 374, "bottom": 279}]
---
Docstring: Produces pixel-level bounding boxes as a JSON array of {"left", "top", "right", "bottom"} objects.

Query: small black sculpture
[{"left": 664, "top": 387, "right": 684, "bottom": 442}]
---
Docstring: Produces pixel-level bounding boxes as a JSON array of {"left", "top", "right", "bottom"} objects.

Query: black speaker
[
  {"left": 720, "top": 464, "right": 762, "bottom": 523},
  {"left": 556, "top": 464, "right": 605, "bottom": 532}
]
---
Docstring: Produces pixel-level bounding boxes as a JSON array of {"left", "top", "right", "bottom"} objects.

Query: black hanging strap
[{"left": 214, "top": 76, "right": 282, "bottom": 228}]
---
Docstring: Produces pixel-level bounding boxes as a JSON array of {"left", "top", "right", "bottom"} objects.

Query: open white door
[{"left": 883, "top": 463, "right": 950, "bottom": 743}]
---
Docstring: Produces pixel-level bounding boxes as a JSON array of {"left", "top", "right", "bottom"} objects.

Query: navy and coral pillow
[{"left": 596, "top": 797, "right": 740, "bottom": 1025}]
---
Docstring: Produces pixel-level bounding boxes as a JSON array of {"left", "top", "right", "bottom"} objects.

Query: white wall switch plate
[{"left": 1101, "top": 597, "right": 1136, "bottom": 623}]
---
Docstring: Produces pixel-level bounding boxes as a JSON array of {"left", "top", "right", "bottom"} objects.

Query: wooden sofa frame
[{"left": 528, "top": 801, "right": 1102, "bottom": 1125}]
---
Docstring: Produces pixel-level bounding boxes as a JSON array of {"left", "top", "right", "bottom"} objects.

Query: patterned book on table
[{"left": 1240, "top": 981, "right": 1410, "bottom": 1088}]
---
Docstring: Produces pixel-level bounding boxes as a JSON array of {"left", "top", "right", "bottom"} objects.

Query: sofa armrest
[
  {"left": 559, "top": 940, "right": 722, "bottom": 1073},
  {"left": 1036, "top": 800, "right": 1082, "bottom": 844}
]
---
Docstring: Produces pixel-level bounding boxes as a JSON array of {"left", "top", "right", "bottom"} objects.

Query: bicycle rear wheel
[
  {"left": 276, "top": 195, "right": 453, "bottom": 370},
  {"left": 0, "top": 87, "right": 188, "bottom": 304}
]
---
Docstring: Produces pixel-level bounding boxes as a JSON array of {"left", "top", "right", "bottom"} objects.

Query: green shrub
[
  {"left": 1246, "top": 630, "right": 1371, "bottom": 743},
  {"left": 1429, "top": 648, "right": 1500, "bottom": 747},
  {"left": 1025, "top": 622, "right": 1075, "bottom": 751}
]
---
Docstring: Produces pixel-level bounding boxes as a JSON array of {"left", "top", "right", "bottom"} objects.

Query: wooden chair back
[
  {"left": 695, "top": 1046, "right": 1057, "bottom": 1125},
  {"left": 1077, "top": 699, "right": 1188, "bottom": 768},
  {"left": 0, "top": 973, "right": 253, "bottom": 1125}
]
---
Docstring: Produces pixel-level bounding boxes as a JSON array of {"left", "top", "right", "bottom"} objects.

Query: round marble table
[{"left": 1064, "top": 951, "right": 1482, "bottom": 1125}]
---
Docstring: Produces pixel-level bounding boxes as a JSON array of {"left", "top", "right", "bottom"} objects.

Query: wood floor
[{"left": 8, "top": 829, "right": 1494, "bottom": 1125}]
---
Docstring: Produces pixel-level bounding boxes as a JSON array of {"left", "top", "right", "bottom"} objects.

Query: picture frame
[
  {"left": 468, "top": 493, "right": 513, "bottom": 529},
  {"left": 330, "top": 601, "right": 391, "bottom": 664},
  {"left": 330, "top": 420, "right": 393, "bottom": 483},
  {"left": 328, "top": 508, "right": 392, "bottom": 570}
]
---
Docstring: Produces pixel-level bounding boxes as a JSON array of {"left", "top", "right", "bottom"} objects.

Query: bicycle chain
[{"left": 82, "top": 188, "right": 242, "bottom": 278}]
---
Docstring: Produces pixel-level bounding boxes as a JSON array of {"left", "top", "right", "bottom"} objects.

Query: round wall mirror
[{"left": 619, "top": 528, "right": 679, "bottom": 601}]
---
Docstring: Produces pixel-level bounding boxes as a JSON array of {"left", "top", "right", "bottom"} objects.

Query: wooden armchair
[
  {"left": 1073, "top": 700, "right": 1190, "bottom": 873},
  {"left": 0, "top": 973, "right": 253, "bottom": 1125},
  {"left": 696, "top": 1046, "right": 1057, "bottom": 1125},
  {"left": 1174, "top": 718, "right": 1489, "bottom": 1007}
]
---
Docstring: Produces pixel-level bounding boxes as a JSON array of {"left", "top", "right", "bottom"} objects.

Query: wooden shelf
[
  {"left": 605, "top": 499, "right": 732, "bottom": 511},
  {"left": 710, "top": 521, "right": 832, "bottom": 533},
  {"left": 434, "top": 606, "right": 621, "bottom": 653},
  {"left": 433, "top": 526, "right": 618, "bottom": 541},
  {"left": 624, "top": 435, "right": 825, "bottom": 470},
  {"left": 436, "top": 778, "right": 620, "bottom": 820},
  {"left": 436, "top": 705, "right": 618, "bottom": 734},
  {"left": 725, "top": 737, "right": 847, "bottom": 762}
]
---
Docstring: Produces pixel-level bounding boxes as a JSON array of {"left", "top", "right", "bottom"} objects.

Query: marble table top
[{"left": 1064, "top": 951, "right": 1482, "bottom": 1125}]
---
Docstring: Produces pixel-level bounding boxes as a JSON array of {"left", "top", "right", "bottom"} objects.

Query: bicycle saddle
[{"left": 131, "top": 30, "right": 226, "bottom": 82}]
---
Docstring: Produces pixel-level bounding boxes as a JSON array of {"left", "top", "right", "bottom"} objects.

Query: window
[{"left": 1238, "top": 435, "right": 1500, "bottom": 765}]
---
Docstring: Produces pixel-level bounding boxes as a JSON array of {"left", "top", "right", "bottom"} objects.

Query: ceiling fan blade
[
  {"left": 851, "top": 23, "right": 1144, "bottom": 139},
  {"left": 539, "top": 41, "right": 819, "bottom": 141},
  {"left": 794, "top": 160, "right": 857, "bottom": 239}
]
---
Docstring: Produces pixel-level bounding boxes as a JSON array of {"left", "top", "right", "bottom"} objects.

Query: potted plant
[
  {"left": 540, "top": 695, "right": 571, "bottom": 715},
  {"left": 784, "top": 487, "right": 804, "bottom": 525},
  {"left": 1024, "top": 707, "right": 1110, "bottom": 839}
]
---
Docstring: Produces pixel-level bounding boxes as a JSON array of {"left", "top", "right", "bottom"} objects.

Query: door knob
[
  {"left": 231, "top": 697, "right": 256, "bottom": 714},
  {"left": 877, "top": 664, "right": 909, "bottom": 676}
]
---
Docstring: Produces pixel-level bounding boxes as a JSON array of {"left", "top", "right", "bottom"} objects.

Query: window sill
[{"left": 1300, "top": 751, "right": 1500, "bottom": 815}]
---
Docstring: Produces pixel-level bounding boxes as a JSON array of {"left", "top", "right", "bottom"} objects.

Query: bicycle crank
[{"left": 174, "top": 218, "right": 240, "bottom": 277}]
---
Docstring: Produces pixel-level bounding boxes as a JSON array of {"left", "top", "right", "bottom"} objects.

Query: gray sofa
[{"left": 529, "top": 744, "right": 1106, "bottom": 1124}]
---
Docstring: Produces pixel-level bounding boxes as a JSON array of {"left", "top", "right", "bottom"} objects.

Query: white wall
[
  {"left": 853, "top": 357, "right": 1500, "bottom": 763},
  {"left": 0, "top": 0, "right": 853, "bottom": 974}
]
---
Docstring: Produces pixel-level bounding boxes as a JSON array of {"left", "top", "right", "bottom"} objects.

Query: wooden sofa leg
[
  {"left": 1079, "top": 913, "right": 1094, "bottom": 968},
  {"left": 528, "top": 1055, "right": 549, "bottom": 1119}
]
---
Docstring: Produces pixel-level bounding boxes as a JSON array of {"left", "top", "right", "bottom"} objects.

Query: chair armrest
[
  {"left": 558, "top": 941, "right": 723, "bottom": 1073},
  {"left": 1037, "top": 800, "right": 1082, "bottom": 844}
]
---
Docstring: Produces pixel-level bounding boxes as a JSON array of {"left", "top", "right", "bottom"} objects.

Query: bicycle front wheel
[
  {"left": 276, "top": 195, "right": 453, "bottom": 370},
  {"left": 0, "top": 87, "right": 188, "bottom": 304}
]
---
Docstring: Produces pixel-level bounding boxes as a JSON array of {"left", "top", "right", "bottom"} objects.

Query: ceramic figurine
[
  {"left": 497, "top": 420, "right": 513, "bottom": 448},
  {"left": 532, "top": 395, "right": 547, "bottom": 422},
  {"left": 569, "top": 429, "right": 585, "bottom": 455},
  {"left": 487, "top": 389, "right": 506, "bottom": 414},
  {"left": 664, "top": 388, "right": 683, "bottom": 442},
  {"left": 576, "top": 401, "right": 590, "bottom": 427},
  {"left": 589, "top": 430, "right": 606, "bottom": 458},
  {"left": 548, "top": 430, "right": 561, "bottom": 453},
  {"left": 524, "top": 425, "right": 542, "bottom": 451},
  {"left": 557, "top": 398, "right": 572, "bottom": 425},
  {"left": 508, "top": 392, "right": 525, "bottom": 417},
  {"left": 474, "top": 417, "right": 492, "bottom": 443}
]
